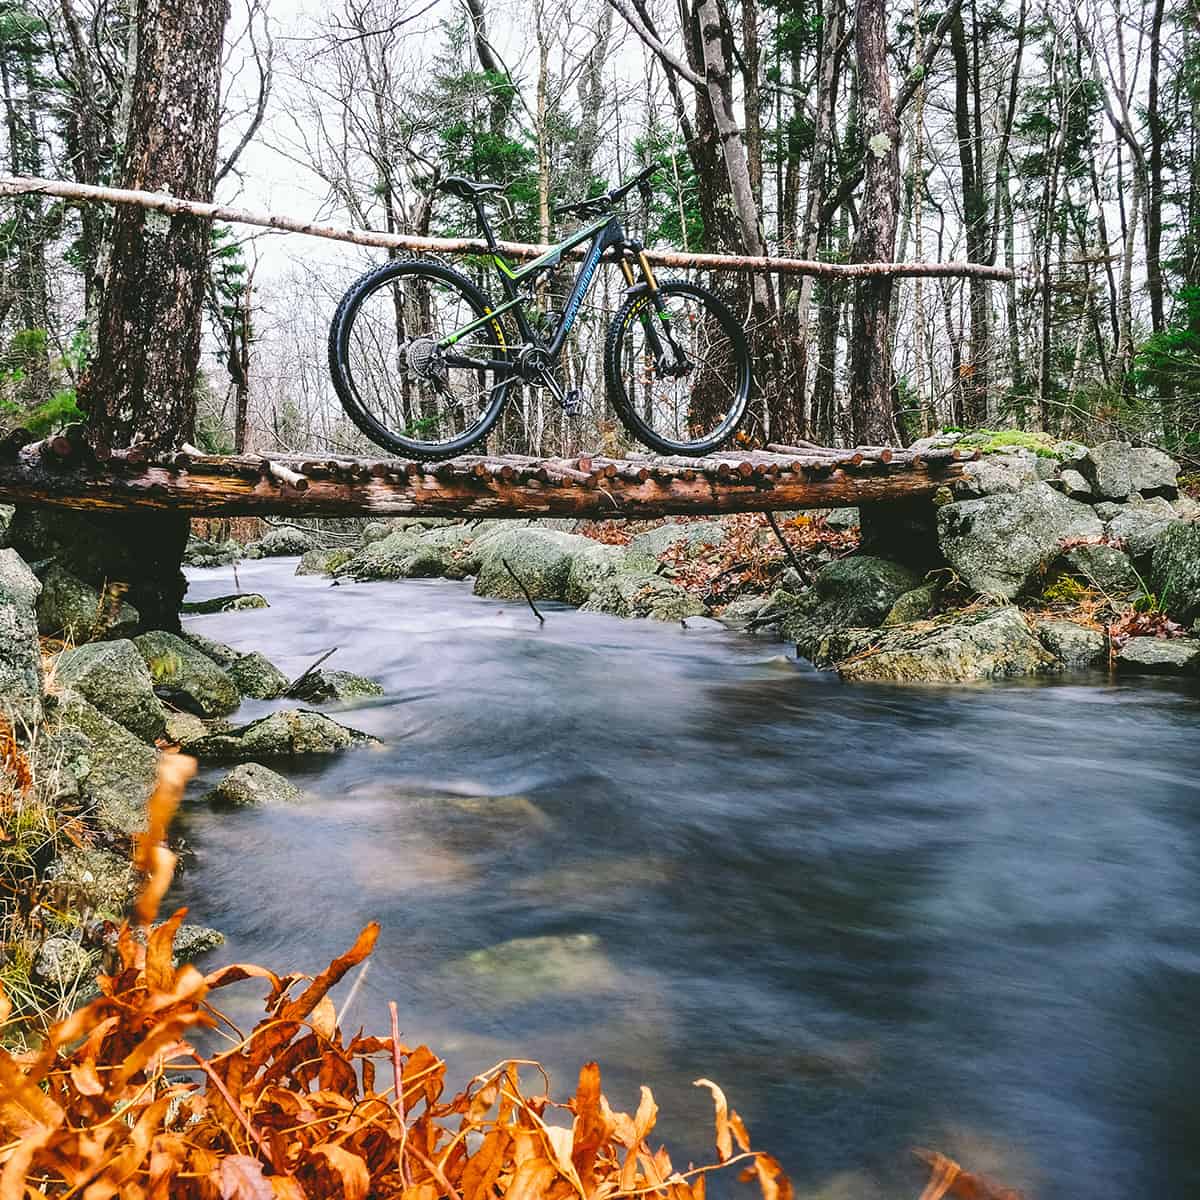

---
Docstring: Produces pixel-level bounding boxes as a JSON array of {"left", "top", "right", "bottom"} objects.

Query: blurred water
[{"left": 173, "top": 556, "right": 1200, "bottom": 1199}]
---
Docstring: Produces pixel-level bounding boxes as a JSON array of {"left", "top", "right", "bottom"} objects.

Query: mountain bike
[{"left": 327, "top": 165, "right": 752, "bottom": 460}]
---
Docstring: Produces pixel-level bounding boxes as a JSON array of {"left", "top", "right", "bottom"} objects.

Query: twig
[
  {"left": 285, "top": 647, "right": 338, "bottom": 695},
  {"left": 189, "top": 1048, "right": 274, "bottom": 1168},
  {"left": 501, "top": 559, "right": 545, "bottom": 624},
  {"left": 764, "top": 511, "right": 812, "bottom": 586},
  {"left": 389, "top": 1001, "right": 411, "bottom": 1190}
]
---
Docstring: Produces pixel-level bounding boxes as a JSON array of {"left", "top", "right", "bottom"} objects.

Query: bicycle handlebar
[{"left": 552, "top": 164, "right": 659, "bottom": 219}]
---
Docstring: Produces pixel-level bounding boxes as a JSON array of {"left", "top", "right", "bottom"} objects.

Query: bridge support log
[{"left": 0, "top": 442, "right": 972, "bottom": 519}]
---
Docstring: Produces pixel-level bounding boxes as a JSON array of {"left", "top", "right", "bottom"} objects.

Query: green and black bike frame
[{"left": 438, "top": 202, "right": 681, "bottom": 373}]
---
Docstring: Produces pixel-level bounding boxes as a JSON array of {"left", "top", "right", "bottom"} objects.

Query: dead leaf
[{"left": 217, "top": 1156, "right": 274, "bottom": 1200}]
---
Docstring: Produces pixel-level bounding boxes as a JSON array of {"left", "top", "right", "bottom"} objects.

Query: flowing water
[{"left": 174, "top": 556, "right": 1200, "bottom": 1199}]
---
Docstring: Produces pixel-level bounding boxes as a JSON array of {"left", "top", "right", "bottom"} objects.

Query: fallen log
[{"left": 0, "top": 441, "right": 971, "bottom": 519}]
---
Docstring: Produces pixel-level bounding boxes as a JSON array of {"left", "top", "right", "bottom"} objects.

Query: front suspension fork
[{"left": 620, "top": 251, "right": 687, "bottom": 369}]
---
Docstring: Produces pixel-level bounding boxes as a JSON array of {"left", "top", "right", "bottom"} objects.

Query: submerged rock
[
  {"left": 1036, "top": 620, "right": 1108, "bottom": 669},
  {"left": 181, "top": 593, "right": 269, "bottom": 614},
  {"left": 287, "top": 668, "right": 383, "bottom": 704},
  {"left": 937, "top": 484, "right": 1103, "bottom": 599},
  {"left": 838, "top": 607, "right": 1060, "bottom": 684},
  {"left": 1115, "top": 636, "right": 1200, "bottom": 675},
  {"left": 1150, "top": 522, "right": 1200, "bottom": 627},
  {"left": 0, "top": 548, "right": 44, "bottom": 725},
  {"left": 135, "top": 631, "right": 241, "bottom": 717},
  {"left": 181, "top": 708, "right": 380, "bottom": 759},
  {"left": 203, "top": 762, "right": 305, "bottom": 806},
  {"left": 580, "top": 571, "right": 705, "bottom": 621},
  {"left": 449, "top": 933, "right": 616, "bottom": 1005},
  {"left": 54, "top": 639, "right": 167, "bottom": 742},
  {"left": 36, "top": 562, "right": 139, "bottom": 642}
]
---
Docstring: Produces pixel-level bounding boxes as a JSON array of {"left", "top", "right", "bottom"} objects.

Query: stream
[{"left": 173, "top": 556, "right": 1200, "bottom": 1199}]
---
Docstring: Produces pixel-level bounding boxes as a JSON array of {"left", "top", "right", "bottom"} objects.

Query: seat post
[{"left": 475, "top": 201, "right": 499, "bottom": 250}]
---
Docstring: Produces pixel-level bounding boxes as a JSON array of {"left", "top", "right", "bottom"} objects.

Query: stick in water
[
  {"left": 502, "top": 558, "right": 545, "bottom": 624},
  {"left": 764, "top": 511, "right": 812, "bottom": 586}
]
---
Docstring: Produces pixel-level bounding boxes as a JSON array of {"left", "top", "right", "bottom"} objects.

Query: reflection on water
[{"left": 174, "top": 557, "right": 1200, "bottom": 1199}]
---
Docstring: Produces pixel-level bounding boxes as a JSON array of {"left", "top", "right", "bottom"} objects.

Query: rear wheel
[
  {"left": 604, "top": 280, "right": 752, "bottom": 456},
  {"left": 328, "top": 258, "right": 510, "bottom": 459}
]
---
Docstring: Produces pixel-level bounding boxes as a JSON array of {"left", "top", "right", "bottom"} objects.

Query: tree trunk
[
  {"left": 847, "top": 0, "right": 900, "bottom": 445},
  {"left": 73, "top": 0, "right": 227, "bottom": 629}
]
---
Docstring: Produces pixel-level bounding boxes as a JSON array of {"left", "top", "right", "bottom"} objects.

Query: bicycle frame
[{"left": 436, "top": 207, "right": 661, "bottom": 372}]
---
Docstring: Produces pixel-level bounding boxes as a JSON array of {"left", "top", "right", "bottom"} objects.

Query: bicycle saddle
[{"left": 438, "top": 175, "right": 506, "bottom": 200}]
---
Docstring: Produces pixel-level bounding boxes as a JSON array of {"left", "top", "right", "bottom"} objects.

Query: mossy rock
[
  {"left": 225, "top": 651, "right": 290, "bottom": 700},
  {"left": 134, "top": 631, "right": 241, "bottom": 717},
  {"left": 957, "top": 429, "right": 1062, "bottom": 458},
  {"left": 36, "top": 562, "right": 139, "bottom": 642},
  {"left": 296, "top": 547, "right": 354, "bottom": 576},
  {"left": 181, "top": 709, "right": 380, "bottom": 760},
  {"left": 288, "top": 669, "right": 383, "bottom": 704},
  {"left": 54, "top": 639, "right": 167, "bottom": 742},
  {"left": 580, "top": 571, "right": 705, "bottom": 621},
  {"left": 181, "top": 593, "right": 269, "bottom": 614},
  {"left": 203, "top": 762, "right": 305, "bottom": 806}
]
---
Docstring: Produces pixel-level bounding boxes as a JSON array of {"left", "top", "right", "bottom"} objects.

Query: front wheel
[
  {"left": 328, "top": 258, "right": 511, "bottom": 459},
  {"left": 604, "top": 280, "right": 752, "bottom": 456}
]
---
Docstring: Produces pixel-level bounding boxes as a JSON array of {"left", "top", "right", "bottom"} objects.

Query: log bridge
[{"left": 0, "top": 432, "right": 975, "bottom": 519}]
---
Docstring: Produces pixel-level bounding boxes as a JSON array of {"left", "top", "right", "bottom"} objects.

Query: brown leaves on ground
[{"left": 0, "top": 757, "right": 1017, "bottom": 1200}]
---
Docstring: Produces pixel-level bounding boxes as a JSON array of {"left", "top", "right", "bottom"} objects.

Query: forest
[{"left": 1, "top": 0, "right": 1198, "bottom": 460}]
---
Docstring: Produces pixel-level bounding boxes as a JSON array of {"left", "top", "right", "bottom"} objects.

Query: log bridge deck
[{"left": 0, "top": 434, "right": 975, "bottom": 519}]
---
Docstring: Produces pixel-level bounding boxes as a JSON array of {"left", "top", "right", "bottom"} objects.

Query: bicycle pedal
[{"left": 563, "top": 388, "right": 582, "bottom": 416}]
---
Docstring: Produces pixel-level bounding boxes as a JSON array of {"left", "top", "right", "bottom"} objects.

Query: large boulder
[
  {"left": 564, "top": 541, "right": 631, "bottom": 605},
  {"left": 181, "top": 708, "right": 380, "bottom": 760},
  {"left": 226, "top": 652, "right": 290, "bottom": 700},
  {"left": 295, "top": 547, "right": 353, "bottom": 576},
  {"left": 839, "top": 606, "right": 1060, "bottom": 684},
  {"left": 937, "top": 484, "right": 1103, "bottom": 599},
  {"left": 1149, "top": 522, "right": 1200, "bottom": 627},
  {"left": 258, "top": 526, "right": 315, "bottom": 556},
  {"left": 1104, "top": 497, "right": 1180, "bottom": 560},
  {"left": 50, "top": 690, "right": 158, "bottom": 836},
  {"left": 1051, "top": 544, "right": 1139, "bottom": 599},
  {"left": 36, "top": 562, "right": 139, "bottom": 642},
  {"left": 474, "top": 529, "right": 593, "bottom": 601},
  {"left": 183, "top": 536, "right": 243, "bottom": 567},
  {"left": 953, "top": 452, "right": 1040, "bottom": 498},
  {"left": 415, "top": 524, "right": 481, "bottom": 580},
  {"left": 0, "top": 503, "right": 13, "bottom": 548},
  {"left": 779, "top": 556, "right": 921, "bottom": 659},
  {"left": 0, "top": 548, "right": 43, "bottom": 726},
  {"left": 580, "top": 571, "right": 705, "bottom": 621},
  {"left": 338, "top": 530, "right": 443, "bottom": 581},
  {"left": 1115, "top": 637, "right": 1200, "bottom": 676},
  {"left": 54, "top": 640, "right": 167, "bottom": 742},
  {"left": 1080, "top": 441, "right": 1179, "bottom": 500},
  {"left": 134, "top": 631, "right": 241, "bottom": 717},
  {"left": 626, "top": 520, "right": 727, "bottom": 561},
  {"left": 1036, "top": 620, "right": 1108, "bottom": 669},
  {"left": 203, "top": 762, "right": 305, "bottom": 806}
]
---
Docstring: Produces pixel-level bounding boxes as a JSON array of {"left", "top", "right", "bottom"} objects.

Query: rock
[
  {"left": 178, "top": 630, "right": 238, "bottom": 666},
  {"left": 1115, "top": 637, "right": 1200, "bottom": 675},
  {"left": 1055, "top": 468, "right": 1093, "bottom": 501},
  {"left": 1053, "top": 544, "right": 1140, "bottom": 599},
  {"left": 295, "top": 547, "right": 354, "bottom": 576},
  {"left": 883, "top": 582, "right": 939, "bottom": 626},
  {"left": 174, "top": 925, "right": 225, "bottom": 962},
  {"left": 937, "top": 484, "right": 1103, "bottom": 599},
  {"left": 45, "top": 846, "right": 139, "bottom": 920},
  {"left": 954, "top": 452, "right": 1040, "bottom": 497},
  {"left": 36, "top": 562, "right": 139, "bottom": 641},
  {"left": 34, "top": 937, "right": 97, "bottom": 990},
  {"left": 824, "top": 507, "right": 860, "bottom": 531},
  {"left": 181, "top": 708, "right": 380, "bottom": 760},
  {"left": 134, "top": 631, "right": 241, "bottom": 717},
  {"left": 0, "top": 503, "right": 13, "bottom": 547},
  {"left": 164, "top": 710, "right": 208, "bottom": 744},
  {"left": 225, "top": 651, "right": 290, "bottom": 700},
  {"left": 180, "top": 593, "right": 269, "bottom": 614},
  {"left": 474, "top": 529, "right": 593, "bottom": 601},
  {"left": 183, "top": 536, "right": 243, "bottom": 567},
  {"left": 1093, "top": 501, "right": 1126, "bottom": 521},
  {"left": 1081, "top": 440, "right": 1180, "bottom": 499},
  {"left": 288, "top": 669, "right": 383, "bottom": 704},
  {"left": 780, "top": 556, "right": 921, "bottom": 658},
  {"left": 563, "top": 541, "right": 630, "bottom": 605},
  {"left": 1054, "top": 440, "right": 1090, "bottom": 466},
  {"left": 1105, "top": 498, "right": 1180, "bottom": 560},
  {"left": 627, "top": 520, "right": 726, "bottom": 560},
  {"left": 718, "top": 595, "right": 771, "bottom": 629},
  {"left": 339, "top": 530, "right": 443, "bottom": 581},
  {"left": 1173, "top": 494, "right": 1200, "bottom": 521},
  {"left": 203, "top": 762, "right": 305, "bottom": 806},
  {"left": 839, "top": 606, "right": 1060, "bottom": 684},
  {"left": 580, "top": 571, "right": 705, "bottom": 621},
  {"left": 54, "top": 640, "right": 167, "bottom": 742},
  {"left": 1149, "top": 522, "right": 1200, "bottom": 626},
  {"left": 361, "top": 521, "right": 392, "bottom": 544},
  {"left": 0, "top": 548, "right": 43, "bottom": 725},
  {"left": 51, "top": 690, "right": 158, "bottom": 836},
  {"left": 449, "top": 933, "right": 616, "bottom": 1005},
  {"left": 1037, "top": 620, "right": 1108, "bottom": 669},
  {"left": 259, "top": 526, "right": 315, "bottom": 556},
  {"left": 415, "top": 524, "right": 481, "bottom": 580}
]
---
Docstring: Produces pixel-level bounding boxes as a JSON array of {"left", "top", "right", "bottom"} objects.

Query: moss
[
  {"left": 957, "top": 428, "right": 1061, "bottom": 458},
  {"left": 1041, "top": 575, "right": 1091, "bottom": 603}
]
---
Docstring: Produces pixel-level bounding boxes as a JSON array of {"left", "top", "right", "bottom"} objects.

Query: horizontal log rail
[
  {"left": 0, "top": 434, "right": 976, "bottom": 519},
  {"left": 0, "top": 175, "right": 1014, "bottom": 281}
]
